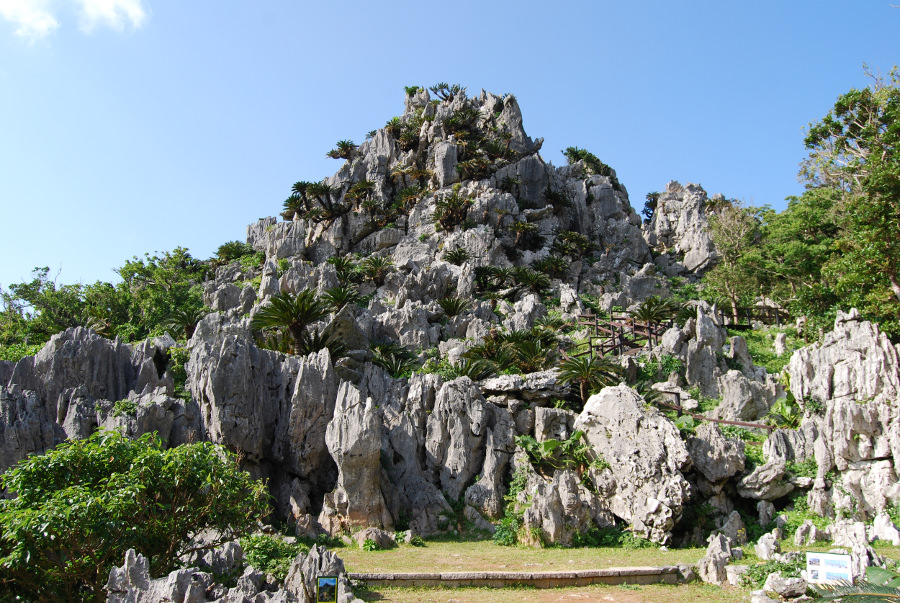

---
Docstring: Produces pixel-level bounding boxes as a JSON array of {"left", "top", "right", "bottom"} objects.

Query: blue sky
[{"left": 1, "top": 1, "right": 898, "bottom": 290}]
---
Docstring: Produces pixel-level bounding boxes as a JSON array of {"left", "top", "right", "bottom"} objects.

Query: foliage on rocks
[{"left": 0, "top": 430, "right": 268, "bottom": 602}]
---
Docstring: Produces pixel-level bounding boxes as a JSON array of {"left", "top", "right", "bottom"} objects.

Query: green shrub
[
  {"left": 168, "top": 346, "right": 191, "bottom": 401},
  {"left": 0, "top": 342, "right": 41, "bottom": 363},
  {"left": 573, "top": 526, "right": 656, "bottom": 549},
  {"left": 0, "top": 430, "right": 268, "bottom": 602},
  {"left": 111, "top": 398, "right": 138, "bottom": 417},
  {"left": 239, "top": 251, "right": 266, "bottom": 270},
  {"left": 493, "top": 467, "right": 528, "bottom": 547},
  {"left": 240, "top": 534, "right": 308, "bottom": 581},
  {"left": 362, "top": 538, "right": 380, "bottom": 552},
  {"left": 741, "top": 553, "right": 805, "bottom": 588},
  {"left": 409, "top": 535, "right": 426, "bottom": 547}
]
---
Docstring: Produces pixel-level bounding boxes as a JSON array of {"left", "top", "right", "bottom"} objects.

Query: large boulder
[{"left": 574, "top": 384, "right": 692, "bottom": 543}]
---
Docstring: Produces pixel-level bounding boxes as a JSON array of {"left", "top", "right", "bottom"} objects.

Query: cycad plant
[
  {"left": 360, "top": 255, "right": 393, "bottom": 287},
  {"left": 557, "top": 354, "right": 623, "bottom": 404},
  {"left": 321, "top": 285, "right": 362, "bottom": 312},
  {"left": 437, "top": 296, "right": 470, "bottom": 317},
  {"left": 811, "top": 566, "right": 900, "bottom": 601},
  {"left": 326, "top": 140, "right": 356, "bottom": 160},
  {"left": 326, "top": 255, "right": 359, "bottom": 285},
  {"left": 251, "top": 289, "right": 329, "bottom": 355},
  {"left": 630, "top": 296, "right": 681, "bottom": 326},
  {"left": 443, "top": 248, "right": 470, "bottom": 266},
  {"left": 162, "top": 305, "right": 209, "bottom": 341}
]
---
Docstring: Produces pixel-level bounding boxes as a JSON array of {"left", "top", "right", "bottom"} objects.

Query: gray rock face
[
  {"left": 642, "top": 181, "right": 717, "bottom": 275},
  {"left": 1, "top": 328, "right": 176, "bottom": 472},
  {"left": 464, "top": 407, "right": 515, "bottom": 519},
  {"left": 687, "top": 423, "right": 745, "bottom": 483},
  {"left": 697, "top": 533, "right": 732, "bottom": 585},
  {"left": 520, "top": 468, "right": 615, "bottom": 547},
  {"left": 106, "top": 549, "right": 213, "bottom": 603},
  {"left": 425, "top": 377, "right": 490, "bottom": 502},
  {"left": 763, "top": 572, "right": 807, "bottom": 599},
  {"left": 754, "top": 531, "right": 781, "bottom": 560},
  {"left": 574, "top": 385, "right": 692, "bottom": 543},
  {"left": 380, "top": 373, "right": 453, "bottom": 535},
  {"left": 873, "top": 512, "right": 900, "bottom": 546},
  {"left": 320, "top": 382, "right": 393, "bottom": 534},
  {"left": 283, "top": 544, "right": 358, "bottom": 603},
  {"left": 788, "top": 309, "right": 900, "bottom": 408},
  {"left": 712, "top": 370, "right": 778, "bottom": 423}
]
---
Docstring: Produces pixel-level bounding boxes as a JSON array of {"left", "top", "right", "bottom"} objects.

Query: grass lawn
[
  {"left": 341, "top": 539, "right": 749, "bottom": 602},
  {"left": 340, "top": 540, "right": 707, "bottom": 574}
]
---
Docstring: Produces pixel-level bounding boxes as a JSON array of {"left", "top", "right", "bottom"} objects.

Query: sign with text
[{"left": 806, "top": 552, "right": 852, "bottom": 584}]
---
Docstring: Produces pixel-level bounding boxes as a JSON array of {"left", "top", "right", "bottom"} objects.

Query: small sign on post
[
  {"left": 316, "top": 576, "right": 337, "bottom": 602},
  {"left": 806, "top": 552, "right": 852, "bottom": 584}
]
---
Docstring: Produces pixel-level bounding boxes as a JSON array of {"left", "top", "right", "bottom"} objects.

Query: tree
[
  {"left": 801, "top": 66, "right": 900, "bottom": 335},
  {"left": 703, "top": 201, "right": 762, "bottom": 321},
  {"left": 251, "top": 289, "right": 329, "bottom": 355},
  {"left": 0, "top": 431, "right": 268, "bottom": 602}
]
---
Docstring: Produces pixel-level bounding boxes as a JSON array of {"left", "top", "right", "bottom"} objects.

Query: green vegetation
[
  {"left": 0, "top": 249, "right": 207, "bottom": 347},
  {"left": 0, "top": 431, "right": 268, "bottom": 602},
  {"left": 557, "top": 355, "right": 623, "bottom": 404},
  {"left": 561, "top": 147, "right": 622, "bottom": 191},
  {"left": 251, "top": 289, "right": 330, "bottom": 355},
  {"left": 240, "top": 534, "right": 308, "bottom": 581},
  {"left": 702, "top": 67, "right": 900, "bottom": 339},
  {"left": 111, "top": 398, "right": 138, "bottom": 417},
  {"left": 741, "top": 553, "right": 805, "bottom": 589}
]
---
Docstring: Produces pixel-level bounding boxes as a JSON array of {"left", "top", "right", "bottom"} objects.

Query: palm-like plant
[
  {"left": 326, "top": 255, "right": 359, "bottom": 284},
  {"left": 437, "top": 296, "right": 470, "bottom": 317},
  {"left": 251, "top": 289, "right": 329, "bottom": 355},
  {"left": 322, "top": 285, "right": 362, "bottom": 312},
  {"left": 509, "top": 221, "right": 537, "bottom": 246},
  {"left": 298, "top": 329, "right": 348, "bottom": 359},
  {"left": 162, "top": 305, "right": 208, "bottom": 340},
  {"left": 630, "top": 296, "right": 681, "bottom": 326},
  {"left": 812, "top": 566, "right": 900, "bottom": 601},
  {"left": 345, "top": 180, "right": 375, "bottom": 209},
  {"left": 442, "top": 248, "right": 470, "bottom": 265},
  {"left": 326, "top": 140, "right": 356, "bottom": 160},
  {"left": 448, "top": 358, "right": 497, "bottom": 381},
  {"left": 557, "top": 355, "right": 623, "bottom": 404},
  {"left": 215, "top": 241, "right": 254, "bottom": 264},
  {"left": 512, "top": 267, "right": 551, "bottom": 294},
  {"left": 434, "top": 192, "right": 472, "bottom": 231},
  {"left": 532, "top": 255, "right": 570, "bottom": 279},
  {"left": 513, "top": 339, "right": 559, "bottom": 374},
  {"left": 360, "top": 255, "right": 393, "bottom": 287}
]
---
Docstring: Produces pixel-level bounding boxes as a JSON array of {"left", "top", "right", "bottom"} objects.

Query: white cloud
[
  {"left": 76, "top": 0, "right": 146, "bottom": 33},
  {"left": 0, "top": 0, "right": 147, "bottom": 40},
  {"left": 0, "top": 0, "right": 60, "bottom": 39}
]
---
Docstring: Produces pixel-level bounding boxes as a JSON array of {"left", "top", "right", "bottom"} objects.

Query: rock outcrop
[{"left": 575, "top": 385, "right": 692, "bottom": 543}]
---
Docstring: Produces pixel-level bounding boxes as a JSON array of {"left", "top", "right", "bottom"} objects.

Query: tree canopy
[{"left": 0, "top": 430, "right": 268, "bottom": 602}]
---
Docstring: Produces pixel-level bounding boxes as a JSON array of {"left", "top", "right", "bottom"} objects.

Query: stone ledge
[{"left": 348, "top": 565, "right": 682, "bottom": 588}]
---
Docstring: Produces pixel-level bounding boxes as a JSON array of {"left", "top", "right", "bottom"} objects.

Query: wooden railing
[
  {"left": 654, "top": 389, "right": 776, "bottom": 432},
  {"left": 716, "top": 305, "right": 790, "bottom": 329},
  {"left": 573, "top": 311, "right": 672, "bottom": 359}
]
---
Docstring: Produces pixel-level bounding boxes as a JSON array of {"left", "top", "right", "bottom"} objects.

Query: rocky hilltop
[{"left": 3, "top": 86, "right": 900, "bottom": 571}]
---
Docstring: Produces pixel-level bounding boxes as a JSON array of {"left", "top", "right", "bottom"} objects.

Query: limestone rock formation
[
  {"left": 319, "top": 382, "right": 393, "bottom": 533},
  {"left": 642, "top": 181, "right": 718, "bottom": 275},
  {"left": 574, "top": 385, "right": 692, "bottom": 543}
]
